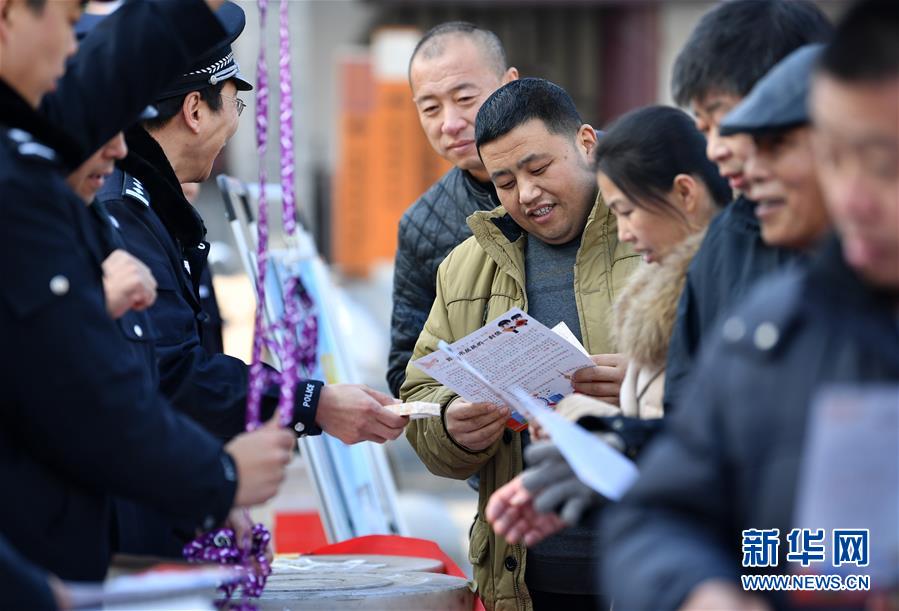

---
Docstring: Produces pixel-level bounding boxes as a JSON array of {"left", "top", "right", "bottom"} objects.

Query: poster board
[{"left": 216, "top": 174, "right": 406, "bottom": 542}]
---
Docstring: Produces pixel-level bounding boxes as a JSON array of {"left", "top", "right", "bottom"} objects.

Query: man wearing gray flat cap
[{"left": 721, "top": 44, "right": 832, "bottom": 254}]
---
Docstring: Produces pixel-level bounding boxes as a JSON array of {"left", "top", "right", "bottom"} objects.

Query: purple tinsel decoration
[
  {"left": 274, "top": 0, "right": 299, "bottom": 425},
  {"left": 185, "top": 2, "right": 319, "bottom": 608},
  {"left": 245, "top": 0, "right": 271, "bottom": 433},
  {"left": 279, "top": 0, "right": 297, "bottom": 237},
  {"left": 182, "top": 521, "right": 272, "bottom": 603}
]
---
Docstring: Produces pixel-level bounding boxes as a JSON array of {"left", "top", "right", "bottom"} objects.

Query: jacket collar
[
  {"left": 468, "top": 190, "right": 614, "bottom": 249},
  {"left": 489, "top": 213, "right": 524, "bottom": 243},
  {"left": 729, "top": 195, "right": 779, "bottom": 237},
  {"left": 808, "top": 235, "right": 898, "bottom": 315},
  {"left": 0, "top": 78, "right": 84, "bottom": 171},
  {"left": 465, "top": 190, "right": 621, "bottom": 288},
  {"left": 613, "top": 230, "right": 705, "bottom": 368},
  {"left": 119, "top": 125, "right": 206, "bottom": 247},
  {"left": 460, "top": 169, "right": 498, "bottom": 207}
]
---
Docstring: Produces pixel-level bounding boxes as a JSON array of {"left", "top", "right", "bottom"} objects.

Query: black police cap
[
  {"left": 155, "top": 1, "right": 253, "bottom": 100},
  {"left": 74, "top": 8, "right": 157, "bottom": 122}
]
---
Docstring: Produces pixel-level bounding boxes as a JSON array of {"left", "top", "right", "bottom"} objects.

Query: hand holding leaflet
[
  {"left": 436, "top": 340, "right": 514, "bottom": 405},
  {"left": 413, "top": 308, "right": 595, "bottom": 431},
  {"left": 508, "top": 388, "right": 639, "bottom": 501}
]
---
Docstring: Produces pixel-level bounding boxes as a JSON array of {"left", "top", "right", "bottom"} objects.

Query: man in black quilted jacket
[{"left": 387, "top": 22, "right": 518, "bottom": 396}]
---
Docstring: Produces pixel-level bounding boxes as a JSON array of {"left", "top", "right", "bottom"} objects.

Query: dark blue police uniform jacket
[
  {"left": 0, "top": 82, "right": 236, "bottom": 583},
  {"left": 98, "top": 126, "right": 323, "bottom": 447},
  {"left": 90, "top": 201, "right": 197, "bottom": 558},
  {"left": 1, "top": 532, "right": 56, "bottom": 611},
  {"left": 90, "top": 201, "right": 160, "bottom": 388},
  {"left": 1, "top": 0, "right": 242, "bottom": 584}
]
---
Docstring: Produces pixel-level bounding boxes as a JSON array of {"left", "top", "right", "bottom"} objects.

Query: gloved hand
[
  {"left": 486, "top": 435, "right": 623, "bottom": 546},
  {"left": 521, "top": 440, "right": 611, "bottom": 525}
]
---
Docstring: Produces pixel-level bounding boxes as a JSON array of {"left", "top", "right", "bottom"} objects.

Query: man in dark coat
[
  {"left": 720, "top": 44, "right": 832, "bottom": 253},
  {"left": 0, "top": 0, "right": 293, "bottom": 586},
  {"left": 386, "top": 22, "right": 518, "bottom": 397},
  {"left": 67, "top": 123, "right": 210, "bottom": 560},
  {"left": 99, "top": 2, "right": 407, "bottom": 452},
  {"left": 663, "top": 0, "right": 833, "bottom": 411},
  {"left": 602, "top": 3, "right": 899, "bottom": 608}
]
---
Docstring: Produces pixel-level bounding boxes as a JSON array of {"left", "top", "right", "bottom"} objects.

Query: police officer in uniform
[
  {"left": 41, "top": 0, "right": 226, "bottom": 171},
  {"left": 65, "top": 101, "right": 199, "bottom": 559},
  {"left": 0, "top": 0, "right": 294, "bottom": 588},
  {"left": 99, "top": 2, "right": 408, "bottom": 450},
  {"left": 100, "top": 1, "right": 325, "bottom": 441},
  {"left": 182, "top": 181, "right": 227, "bottom": 354}
]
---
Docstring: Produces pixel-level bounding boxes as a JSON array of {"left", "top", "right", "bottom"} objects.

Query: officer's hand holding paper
[{"left": 316, "top": 384, "right": 407, "bottom": 445}]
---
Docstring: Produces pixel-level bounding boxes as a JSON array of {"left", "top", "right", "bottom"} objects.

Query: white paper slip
[
  {"left": 509, "top": 388, "right": 639, "bottom": 501},
  {"left": 794, "top": 385, "right": 899, "bottom": 586},
  {"left": 387, "top": 401, "right": 441, "bottom": 419},
  {"left": 66, "top": 566, "right": 237, "bottom": 609},
  {"left": 412, "top": 307, "right": 595, "bottom": 431},
  {"left": 552, "top": 321, "right": 589, "bottom": 356}
]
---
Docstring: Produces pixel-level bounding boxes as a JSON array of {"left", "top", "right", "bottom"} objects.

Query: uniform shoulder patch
[
  {"left": 3, "top": 128, "right": 58, "bottom": 163},
  {"left": 122, "top": 174, "right": 150, "bottom": 207}
]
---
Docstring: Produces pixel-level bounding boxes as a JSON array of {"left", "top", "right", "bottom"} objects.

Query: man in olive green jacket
[{"left": 401, "top": 78, "right": 639, "bottom": 610}]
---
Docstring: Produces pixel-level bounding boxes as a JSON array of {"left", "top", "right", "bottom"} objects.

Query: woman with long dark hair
[{"left": 589, "top": 104, "right": 731, "bottom": 418}]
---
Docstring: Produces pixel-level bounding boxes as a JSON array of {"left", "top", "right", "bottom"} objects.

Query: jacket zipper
[
  {"left": 512, "top": 434, "right": 527, "bottom": 610},
  {"left": 512, "top": 543, "right": 525, "bottom": 609}
]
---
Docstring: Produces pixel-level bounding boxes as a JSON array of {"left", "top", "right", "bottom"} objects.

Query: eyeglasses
[{"left": 221, "top": 94, "right": 246, "bottom": 116}]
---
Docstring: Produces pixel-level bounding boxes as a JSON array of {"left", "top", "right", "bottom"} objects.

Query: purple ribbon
[
  {"left": 184, "top": 2, "right": 320, "bottom": 608},
  {"left": 274, "top": 0, "right": 300, "bottom": 426},
  {"left": 183, "top": 2, "right": 275, "bottom": 609},
  {"left": 245, "top": 0, "right": 271, "bottom": 433},
  {"left": 279, "top": 0, "right": 296, "bottom": 238},
  {"left": 246, "top": 0, "right": 316, "bottom": 431}
]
